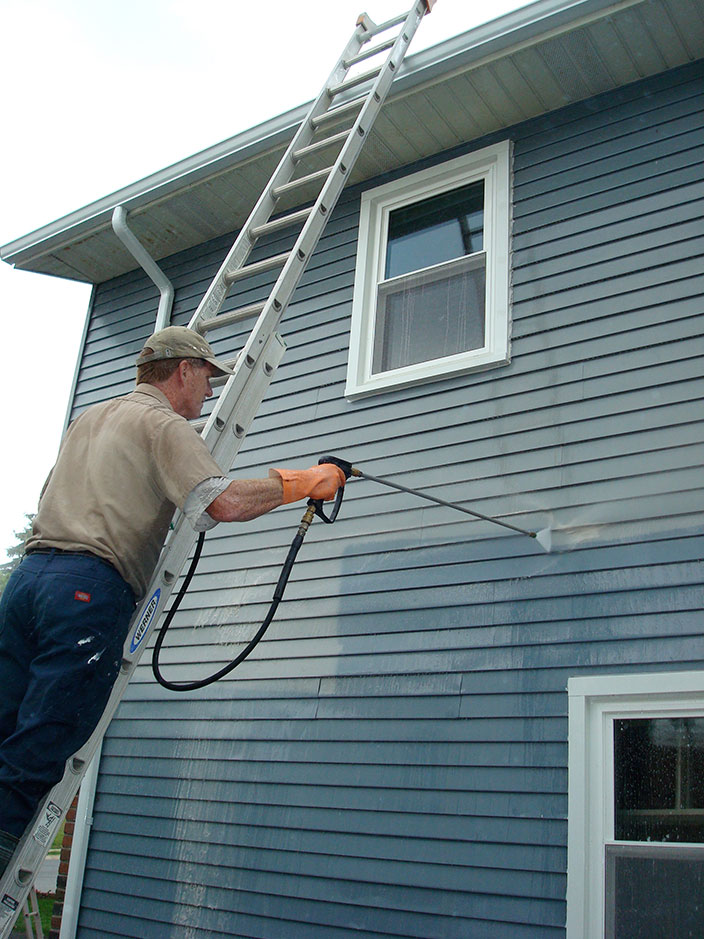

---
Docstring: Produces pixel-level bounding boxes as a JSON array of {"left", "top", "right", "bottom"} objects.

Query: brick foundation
[{"left": 48, "top": 794, "right": 78, "bottom": 939}]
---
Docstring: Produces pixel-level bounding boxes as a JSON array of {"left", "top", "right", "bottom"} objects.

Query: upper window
[{"left": 345, "top": 141, "right": 512, "bottom": 397}]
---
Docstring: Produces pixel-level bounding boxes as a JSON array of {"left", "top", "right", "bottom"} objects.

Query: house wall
[{"left": 71, "top": 61, "right": 704, "bottom": 938}]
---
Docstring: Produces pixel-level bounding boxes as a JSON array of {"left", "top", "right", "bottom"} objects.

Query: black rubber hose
[
  {"left": 152, "top": 527, "right": 308, "bottom": 692},
  {"left": 151, "top": 459, "right": 350, "bottom": 692}
]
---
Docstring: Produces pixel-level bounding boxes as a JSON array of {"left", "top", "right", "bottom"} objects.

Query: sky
[{"left": 0, "top": 0, "right": 533, "bottom": 562}]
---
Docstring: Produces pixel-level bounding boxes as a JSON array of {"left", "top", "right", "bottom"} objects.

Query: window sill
[{"left": 345, "top": 347, "right": 510, "bottom": 398}]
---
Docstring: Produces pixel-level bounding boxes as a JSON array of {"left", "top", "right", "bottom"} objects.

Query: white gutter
[
  {"left": 59, "top": 743, "right": 103, "bottom": 939},
  {"left": 0, "top": 103, "right": 308, "bottom": 272},
  {"left": 111, "top": 206, "right": 174, "bottom": 330}
]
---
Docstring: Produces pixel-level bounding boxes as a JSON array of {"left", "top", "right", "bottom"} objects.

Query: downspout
[{"left": 111, "top": 205, "right": 174, "bottom": 330}]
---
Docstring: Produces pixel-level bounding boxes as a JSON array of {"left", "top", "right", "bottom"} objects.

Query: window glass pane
[
  {"left": 385, "top": 181, "right": 484, "bottom": 279},
  {"left": 615, "top": 718, "right": 704, "bottom": 843},
  {"left": 373, "top": 254, "right": 485, "bottom": 373},
  {"left": 606, "top": 845, "right": 704, "bottom": 939}
]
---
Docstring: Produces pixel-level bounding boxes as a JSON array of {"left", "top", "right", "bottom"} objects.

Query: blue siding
[{"left": 73, "top": 61, "right": 704, "bottom": 937}]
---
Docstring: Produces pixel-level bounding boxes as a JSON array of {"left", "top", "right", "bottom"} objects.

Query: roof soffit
[{"left": 2, "top": 0, "right": 701, "bottom": 282}]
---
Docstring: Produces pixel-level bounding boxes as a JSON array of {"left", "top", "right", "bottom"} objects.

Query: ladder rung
[
  {"left": 272, "top": 166, "right": 334, "bottom": 199},
  {"left": 344, "top": 36, "right": 395, "bottom": 68},
  {"left": 312, "top": 96, "right": 365, "bottom": 128},
  {"left": 328, "top": 65, "right": 382, "bottom": 97},
  {"left": 223, "top": 251, "right": 290, "bottom": 285},
  {"left": 217, "top": 354, "right": 240, "bottom": 372},
  {"left": 193, "top": 354, "right": 242, "bottom": 406},
  {"left": 293, "top": 129, "right": 350, "bottom": 162},
  {"left": 250, "top": 207, "right": 312, "bottom": 239},
  {"left": 209, "top": 354, "right": 241, "bottom": 387},
  {"left": 366, "top": 11, "right": 407, "bottom": 37},
  {"left": 200, "top": 302, "right": 265, "bottom": 332}
]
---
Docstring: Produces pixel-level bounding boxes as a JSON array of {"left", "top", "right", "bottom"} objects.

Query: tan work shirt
[{"left": 27, "top": 384, "right": 224, "bottom": 599}]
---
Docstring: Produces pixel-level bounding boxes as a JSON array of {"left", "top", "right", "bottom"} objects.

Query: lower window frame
[{"left": 567, "top": 671, "right": 704, "bottom": 938}]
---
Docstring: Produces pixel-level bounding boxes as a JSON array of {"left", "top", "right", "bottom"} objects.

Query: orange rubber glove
[{"left": 269, "top": 464, "right": 346, "bottom": 504}]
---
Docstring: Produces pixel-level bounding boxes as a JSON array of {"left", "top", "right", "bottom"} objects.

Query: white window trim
[
  {"left": 567, "top": 670, "right": 704, "bottom": 939},
  {"left": 345, "top": 140, "right": 512, "bottom": 398}
]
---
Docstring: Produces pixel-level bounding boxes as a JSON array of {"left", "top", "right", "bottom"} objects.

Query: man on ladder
[
  {"left": 0, "top": 4, "right": 435, "bottom": 929},
  {"left": 0, "top": 324, "right": 345, "bottom": 877}
]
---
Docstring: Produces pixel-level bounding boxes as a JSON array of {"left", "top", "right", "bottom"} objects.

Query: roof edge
[
  {"left": 1, "top": 0, "right": 645, "bottom": 273},
  {"left": 0, "top": 104, "right": 309, "bottom": 270}
]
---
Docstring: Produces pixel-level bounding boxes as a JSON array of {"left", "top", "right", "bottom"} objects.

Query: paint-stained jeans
[{"left": 0, "top": 551, "right": 136, "bottom": 838}]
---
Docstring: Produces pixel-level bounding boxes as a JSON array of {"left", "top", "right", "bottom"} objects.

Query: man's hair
[{"left": 137, "top": 355, "right": 208, "bottom": 386}]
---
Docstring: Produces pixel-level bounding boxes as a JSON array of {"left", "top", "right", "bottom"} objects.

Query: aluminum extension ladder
[
  {"left": 0, "top": 3, "right": 435, "bottom": 934},
  {"left": 20, "top": 888, "right": 43, "bottom": 939}
]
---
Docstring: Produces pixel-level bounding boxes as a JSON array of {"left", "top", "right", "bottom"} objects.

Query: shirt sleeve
[
  {"left": 151, "top": 415, "right": 225, "bottom": 511},
  {"left": 182, "top": 476, "right": 232, "bottom": 531}
]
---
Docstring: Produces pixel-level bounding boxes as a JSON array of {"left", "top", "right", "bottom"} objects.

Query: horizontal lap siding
[{"left": 75, "top": 63, "right": 704, "bottom": 938}]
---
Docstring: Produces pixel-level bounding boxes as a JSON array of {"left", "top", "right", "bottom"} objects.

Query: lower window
[
  {"left": 605, "top": 844, "right": 704, "bottom": 938},
  {"left": 567, "top": 673, "right": 704, "bottom": 938}
]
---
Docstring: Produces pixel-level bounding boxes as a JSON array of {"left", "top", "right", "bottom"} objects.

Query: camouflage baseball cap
[{"left": 136, "top": 326, "right": 235, "bottom": 376}]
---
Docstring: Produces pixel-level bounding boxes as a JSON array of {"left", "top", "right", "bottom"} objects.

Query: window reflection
[
  {"left": 615, "top": 718, "right": 704, "bottom": 843},
  {"left": 385, "top": 181, "right": 484, "bottom": 279}
]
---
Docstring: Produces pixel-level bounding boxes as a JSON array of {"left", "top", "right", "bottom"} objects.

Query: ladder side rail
[
  {"left": 191, "top": 18, "right": 374, "bottom": 330},
  {"left": 206, "top": 0, "right": 429, "bottom": 376},
  {"left": 190, "top": 2, "right": 430, "bottom": 460},
  {"left": 188, "top": 6, "right": 422, "bottom": 380},
  {"left": 200, "top": 336, "right": 285, "bottom": 466}
]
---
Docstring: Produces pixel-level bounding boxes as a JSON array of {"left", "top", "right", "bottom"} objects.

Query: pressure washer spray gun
[
  {"left": 312, "top": 454, "right": 552, "bottom": 551},
  {"left": 152, "top": 454, "right": 552, "bottom": 691}
]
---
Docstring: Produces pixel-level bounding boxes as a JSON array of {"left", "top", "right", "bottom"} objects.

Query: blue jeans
[{"left": 0, "top": 551, "right": 136, "bottom": 838}]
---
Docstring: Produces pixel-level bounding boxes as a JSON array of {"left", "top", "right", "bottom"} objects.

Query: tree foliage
[{"left": 0, "top": 515, "right": 34, "bottom": 595}]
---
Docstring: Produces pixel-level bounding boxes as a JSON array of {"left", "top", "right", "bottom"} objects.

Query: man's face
[{"left": 181, "top": 359, "right": 216, "bottom": 420}]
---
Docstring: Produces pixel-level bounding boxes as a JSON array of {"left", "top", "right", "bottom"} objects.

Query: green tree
[{"left": 0, "top": 514, "right": 35, "bottom": 595}]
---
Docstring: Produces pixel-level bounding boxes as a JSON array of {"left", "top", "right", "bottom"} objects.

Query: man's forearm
[
  {"left": 206, "top": 478, "right": 284, "bottom": 523},
  {"left": 206, "top": 464, "right": 346, "bottom": 523}
]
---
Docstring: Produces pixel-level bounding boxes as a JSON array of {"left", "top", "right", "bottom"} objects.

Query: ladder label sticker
[
  {"left": 33, "top": 801, "right": 62, "bottom": 847},
  {"left": 130, "top": 588, "right": 161, "bottom": 653},
  {"left": 0, "top": 895, "right": 19, "bottom": 926}
]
